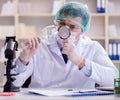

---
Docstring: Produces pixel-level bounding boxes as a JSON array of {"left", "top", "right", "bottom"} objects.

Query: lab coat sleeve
[
  {"left": 80, "top": 59, "right": 92, "bottom": 77},
  {"left": 89, "top": 42, "right": 118, "bottom": 87},
  {"left": 13, "top": 57, "right": 34, "bottom": 87},
  {"left": 15, "top": 59, "right": 28, "bottom": 73}
]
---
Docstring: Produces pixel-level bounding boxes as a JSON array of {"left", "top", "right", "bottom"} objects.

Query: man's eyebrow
[
  {"left": 59, "top": 20, "right": 78, "bottom": 26},
  {"left": 69, "top": 24, "right": 76, "bottom": 26}
]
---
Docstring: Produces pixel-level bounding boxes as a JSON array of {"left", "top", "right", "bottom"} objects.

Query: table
[{"left": 0, "top": 88, "right": 120, "bottom": 100}]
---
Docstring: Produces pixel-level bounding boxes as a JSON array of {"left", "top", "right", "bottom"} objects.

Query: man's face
[{"left": 58, "top": 20, "right": 82, "bottom": 40}]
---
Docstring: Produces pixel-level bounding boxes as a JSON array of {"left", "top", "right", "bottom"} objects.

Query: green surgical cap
[{"left": 54, "top": 2, "right": 91, "bottom": 33}]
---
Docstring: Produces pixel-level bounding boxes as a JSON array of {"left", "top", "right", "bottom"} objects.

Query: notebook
[
  {"left": 71, "top": 91, "right": 114, "bottom": 97},
  {"left": 28, "top": 89, "right": 114, "bottom": 97}
]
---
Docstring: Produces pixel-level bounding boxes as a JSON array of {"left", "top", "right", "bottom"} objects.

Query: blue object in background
[
  {"left": 109, "top": 42, "right": 120, "bottom": 60},
  {"left": 97, "top": 0, "right": 105, "bottom": 13}
]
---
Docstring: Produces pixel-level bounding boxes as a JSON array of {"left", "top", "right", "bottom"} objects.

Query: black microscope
[{"left": 3, "top": 36, "right": 20, "bottom": 92}]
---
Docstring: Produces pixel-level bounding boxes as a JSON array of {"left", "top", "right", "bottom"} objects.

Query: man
[{"left": 14, "top": 2, "right": 118, "bottom": 89}]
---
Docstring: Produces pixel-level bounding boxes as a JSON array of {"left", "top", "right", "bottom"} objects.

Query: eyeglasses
[{"left": 58, "top": 21, "right": 80, "bottom": 30}]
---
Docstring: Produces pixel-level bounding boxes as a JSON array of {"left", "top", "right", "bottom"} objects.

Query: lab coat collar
[
  {"left": 48, "top": 36, "right": 82, "bottom": 52},
  {"left": 47, "top": 42, "right": 63, "bottom": 58},
  {"left": 47, "top": 35, "right": 86, "bottom": 61}
]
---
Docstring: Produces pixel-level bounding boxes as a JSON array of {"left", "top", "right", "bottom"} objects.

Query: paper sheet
[{"left": 28, "top": 89, "right": 97, "bottom": 97}]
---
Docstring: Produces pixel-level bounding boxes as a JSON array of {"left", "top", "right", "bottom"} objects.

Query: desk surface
[{"left": 0, "top": 88, "right": 120, "bottom": 100}]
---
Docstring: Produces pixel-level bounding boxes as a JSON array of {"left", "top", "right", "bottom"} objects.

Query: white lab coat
[{"left": 14, "top": 35, "right": 118, "bottom": 89}]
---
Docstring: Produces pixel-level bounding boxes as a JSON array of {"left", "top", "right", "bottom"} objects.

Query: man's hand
[
  {"left": 19, "top": 37, "right": 41, "bottom": 64},
  {"left": 62, "top": 39, "right": 84, "bottom": 69}
]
